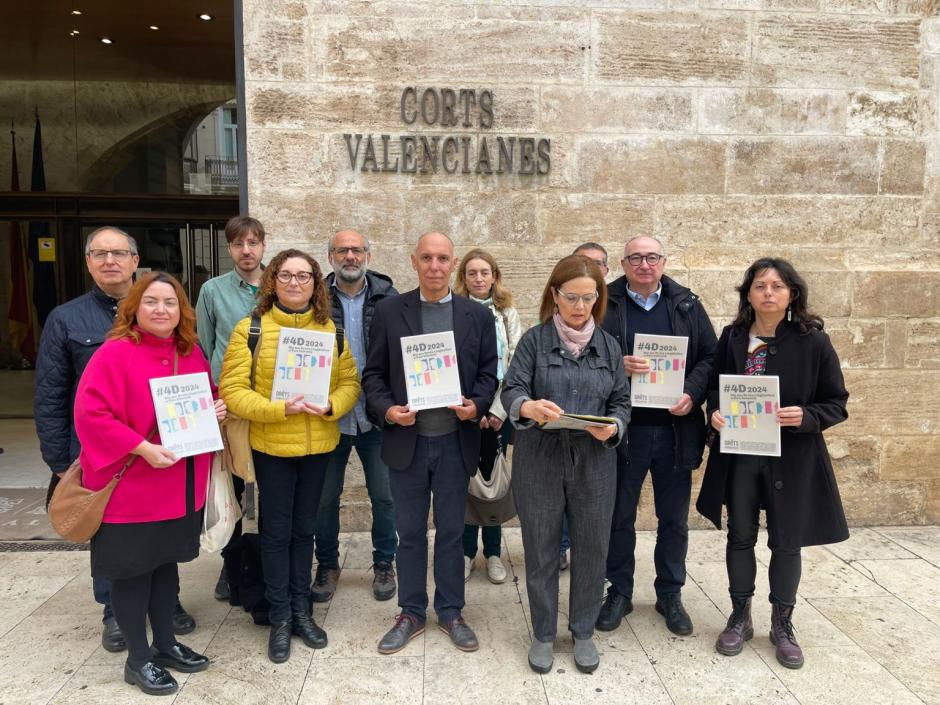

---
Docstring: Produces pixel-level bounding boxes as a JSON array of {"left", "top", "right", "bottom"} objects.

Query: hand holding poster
[
  {"left": 631, "top": 334, "right": 688, "bottom": 409},
  {"left": 150, "top": 372, "right": 224, "bottom": 458},
  {"left": 271, "top": 327, "right": 334, "bottom": 406},
  {"left": 400, "top": 331, "right": 462, "bottom": 410},
  {"left": 718, "top": 374, "right": 781, "bottom": 457}
]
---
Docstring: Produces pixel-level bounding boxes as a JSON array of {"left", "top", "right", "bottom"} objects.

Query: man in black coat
[
  {"left": 595, "top": 235, "right": 717, "bottom": 637},
  {"left": 361, "top": 232, "right": 498, "bottom": 655},
  {"left": 35, "top": 226, "right": 196, "bottom": 652},
  {"left": 311, "top": 229, "right": 400, "bottom": 604}
]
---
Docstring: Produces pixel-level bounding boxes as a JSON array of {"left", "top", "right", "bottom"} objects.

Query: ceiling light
[
  {"left": 69, "top": 30, "right": 80, "bottom": 36},
  {"left": 149, "top": 25, "right": 159, "bottom": 30},
  {"left": 198, "top": 13, "right": 212, "bottom": 20},
  {"left": 71, "top": 9, "right": 82, "bottom": 15},
  {"left": 100, "top": 37, "right": 113, "bottom": 44}
]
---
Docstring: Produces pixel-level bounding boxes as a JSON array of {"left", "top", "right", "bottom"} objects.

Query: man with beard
[
  {"left": 311, "top": 229, "right": 399, "bottom": 603},
  {"left": 195, "top": 215, "right": 266, "bottom": 601}
]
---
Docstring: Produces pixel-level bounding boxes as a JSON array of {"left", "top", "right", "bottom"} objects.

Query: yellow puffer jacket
[{"left": 220, "top": 305, "right": 361, "bottom": 457}]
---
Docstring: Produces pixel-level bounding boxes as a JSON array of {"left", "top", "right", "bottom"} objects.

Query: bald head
[
  {"left": 411, "top": 232, "right": 456, "bottom": 302},
  {"left": 328, "top": 229, "right": 372, "bottom": 287},
  {"left": 414, "top": 231, "right": 454, "bottom": 255}
]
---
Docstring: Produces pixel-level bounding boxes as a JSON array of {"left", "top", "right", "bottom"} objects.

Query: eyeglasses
[
  {"left": 555, "top": 289, "right": 599, "bottom": 306},
  {"left": 87, "top": 249, "right": 134, "bottom": 262},
  {"left": 588, "top": 258, "right": 607, "bottom": 269},
  {"left": 229, "top": 239, "right": 263, "bottom": 250},
  {"left": 332, "top": 246, "right": 367, "bottom": 257},
  {"left": 276, "top": 271, "right": 314, "bottom": 285},
  {"left": 623, "top": 253, "right": 664, "bottom": 267}
]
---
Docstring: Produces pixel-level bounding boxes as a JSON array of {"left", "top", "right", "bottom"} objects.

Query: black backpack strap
[
  {"left": 335, "top": 325, "right": 345, "bottom": 355},
  {"left": 247, "top": 315, "right": 262, "bottom": 389},
  {"left": 247, "top": 315, "right": 262, "bottom": 354}
]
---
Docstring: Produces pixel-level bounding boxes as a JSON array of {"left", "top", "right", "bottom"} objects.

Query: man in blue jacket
[
  {"left": 35, "top": 226, "right": 197, "bottom": 651},
  {"left": 596, "top": 235, "right": 717, "bottom": 637}
]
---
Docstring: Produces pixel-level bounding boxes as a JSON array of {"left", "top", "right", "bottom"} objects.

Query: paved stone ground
[{"left": 1, "top": 526, "right": 938, "bottom": 705}]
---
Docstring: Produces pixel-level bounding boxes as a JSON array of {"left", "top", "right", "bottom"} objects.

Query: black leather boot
[
  {"left": 268, "top": 620, "right": 292, "bottom": 663},
  {"left": 292, "top": 611, "right": 327, "bottom": 649}
]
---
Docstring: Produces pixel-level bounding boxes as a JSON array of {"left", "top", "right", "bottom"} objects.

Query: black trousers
[
  {"left": 726, "top": 455, "right": 801, "bottom": 606},
  {"left": 252, "top": 450, "right": 329, "bottom": 623},
  {"left": 389, "top": 432, "right": 468, "bottom": 623},
  {"left": 110, "top": 562, "right": 179, "bottom": 668}
]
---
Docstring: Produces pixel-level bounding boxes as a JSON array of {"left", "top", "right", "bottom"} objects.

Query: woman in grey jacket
[{"left": 501, "top": 255, "right": 631, "bottom": 675}]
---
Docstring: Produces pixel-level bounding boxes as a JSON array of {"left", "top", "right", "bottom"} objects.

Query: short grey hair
[
  {"left": 624, "top": 235, "right": 666, "bottom": 257},
  {"left": 84, "top": 226, "right": 138, "bottom": 255},
  {"left": 328, "top": 229, "right": 371, "bottom": 254}
]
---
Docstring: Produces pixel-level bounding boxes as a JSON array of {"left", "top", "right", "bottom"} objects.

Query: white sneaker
[
  {"left": 486, "top": 556, "right": 507, "bottom": 584},
  {"left": 464, "top": 555, "right": 474, "bottom": 582}
]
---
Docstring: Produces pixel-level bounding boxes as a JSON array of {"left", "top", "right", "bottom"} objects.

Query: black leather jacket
[
  {"left": 602, "top": 274, "right": 718, "bottom": 470},
  {"left": 34, "top": 286, "right": 121, "bottom": 473}
]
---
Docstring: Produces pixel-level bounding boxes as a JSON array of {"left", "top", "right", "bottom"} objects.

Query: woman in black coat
[{"left": 696, "top": 257, "right": 848, "bottom": 670}]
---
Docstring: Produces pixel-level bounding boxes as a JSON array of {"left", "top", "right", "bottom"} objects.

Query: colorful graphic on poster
[
  {"left": 400, "top": 331, "right": 462, "bottom": 410},
  {"left": 270, "top": 327, "right": 335, "bottom": 406},
  {"left": 150, "top": 372, "right": 223, "bottom": 458},
  {"left": 631, "top": 333, "right": 688, "bottom": 409},
  {"left": 718, "top": 374, "right": 781, "bottom": 457}
]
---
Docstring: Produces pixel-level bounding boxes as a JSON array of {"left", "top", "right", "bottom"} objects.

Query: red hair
[{"left": 108, "top": 272, "right": 199, "bottom": 355}]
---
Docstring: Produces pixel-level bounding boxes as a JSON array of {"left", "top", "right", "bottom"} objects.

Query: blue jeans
[
  {"left": 605, "top": 425, "right": 690, "bottom": 599},
  {"left": 253, "top": 450, "right": 329, "bottom": 623},
  {"left": 94, "top": 577, "right": 113, "bottom": 622},
  {"left": 314, "top": 429, "right": 396, "bottom": 568},
  {"left": 390, "top": 432, "right": 468, "bottom": 623}
]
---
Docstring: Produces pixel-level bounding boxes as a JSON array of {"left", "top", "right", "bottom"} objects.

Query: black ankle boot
[
  {"left": 292, "top": 611, "right": 327, "bottom": 649},
  {"left": 268, "top": 621, "right": 291, "bottom": 663}
]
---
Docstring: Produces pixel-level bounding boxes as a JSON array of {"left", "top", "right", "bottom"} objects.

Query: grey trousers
[{"left": 513, "top": 429, "right": 617, "bottom": 641}]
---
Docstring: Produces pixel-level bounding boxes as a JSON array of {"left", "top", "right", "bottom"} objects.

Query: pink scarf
[{"left": 553, "top": 312, "right": 595, "bottom": 356}]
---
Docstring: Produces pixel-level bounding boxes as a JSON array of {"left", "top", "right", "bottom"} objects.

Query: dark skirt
[{"left": 91, "top": 456, "right": 201, "bottom": 580}]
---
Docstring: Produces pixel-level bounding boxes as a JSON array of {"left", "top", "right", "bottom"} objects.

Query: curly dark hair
[
  {"left": 731, "top": 257, "right": 824, "bottom": 333},
  {"left": 252, "top": 248, "right": 330, "bottom": 324}
]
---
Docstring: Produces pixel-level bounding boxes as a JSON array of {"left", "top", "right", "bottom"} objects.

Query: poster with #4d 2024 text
[
  {"left": 631, "top": 333, "right": 688, "bottom": 409},
  {"left": 150, "top": 372, "right": 224, "bottom": 458},
  {"left": 718, "top": 374, "right": 781, "bottom": 457},
  {"left": 400, "top": 331, "right": 462, "bottom": 411},
  {"left": 270, "top": 327, "right": 335, "bottom": 407}
]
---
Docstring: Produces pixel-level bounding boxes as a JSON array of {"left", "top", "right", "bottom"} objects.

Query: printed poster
[
  {"left": 718, "top": 374, "right": 781, "bottom": 457},
  {"left": 631, "top": 333, "right": 688, "bottom": 409},
  {"left": 270, "top": 327, "right": 334, "bottom": 406},
  {"left": 150, "top": 372, "right": 224, "bottom": 458},
  {"left": 400, "top": 331, "right": 462, "bottom": 411},
  {"left": 542, "top": 413, "right": 618, "bottom": 432}
]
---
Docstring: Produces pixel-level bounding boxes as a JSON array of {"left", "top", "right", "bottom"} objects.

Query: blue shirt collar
[{"left": 626, "top": 283, "right": 662, "bottom": 311}]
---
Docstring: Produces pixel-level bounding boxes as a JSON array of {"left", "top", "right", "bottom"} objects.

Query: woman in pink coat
[{"left": 75, "top": 272, "right": 226, "bottom": 697}]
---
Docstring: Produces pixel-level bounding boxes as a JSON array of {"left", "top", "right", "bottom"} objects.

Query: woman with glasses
[
  {"left": 454, "top": 248, "right": 522, "bottom": 585},
  {"left": 74, "top": 272, "right": 225, "bottom": 696},
  {"left": 696, "top": 258, "right": 849, "bottom": 670},
  {"left": 501, "top": 255, "right": 631, "bottom": 675},
  {"left": 220, "top": 249, "right": 360, "bottom": 663}
]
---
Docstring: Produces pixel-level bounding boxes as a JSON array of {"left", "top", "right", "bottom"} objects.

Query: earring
[{"left": 787, "top": 305, "right": 792, "bottom": 322}]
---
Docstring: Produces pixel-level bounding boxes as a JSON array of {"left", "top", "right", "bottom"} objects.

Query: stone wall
[{"left": 243, "top": 0, "right": 940, "bottom": 528}]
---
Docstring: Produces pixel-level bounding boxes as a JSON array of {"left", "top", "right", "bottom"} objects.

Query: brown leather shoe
[
  {"left": 715, "top": 597, "right": 753, "bottom": 656},
  {"left": 770, "top": 603, "right": 804, "bottom": 669}
]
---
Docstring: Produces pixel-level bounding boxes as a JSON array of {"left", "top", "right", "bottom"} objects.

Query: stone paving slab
[{"left": 0, "top": 527, "right": 937, "bottom": 705}]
